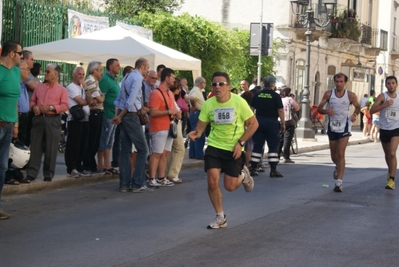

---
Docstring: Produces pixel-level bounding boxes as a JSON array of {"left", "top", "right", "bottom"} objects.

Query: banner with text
[
  {"left": 116, "top": 21, "right": 153, "bottom": 41},
  {"left": 68, "top": 9, "right": 109, "bottom": 38}
]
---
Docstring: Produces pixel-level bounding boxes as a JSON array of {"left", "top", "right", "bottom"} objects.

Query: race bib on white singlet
[
  {"left": 386, "top": 107, "right": 399, "bottom": 121},
  {"left": 329, "top": 117, "right": 346, "bottom": 133},
  {"left": 214, "top": 107, "right": 235, "bottom": 124}
]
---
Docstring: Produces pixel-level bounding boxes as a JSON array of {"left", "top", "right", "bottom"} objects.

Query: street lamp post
[{"left": 290, "top": 0, "right": 336, "bottom": 140}]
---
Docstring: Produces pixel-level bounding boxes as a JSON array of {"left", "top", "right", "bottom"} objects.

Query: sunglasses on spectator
[
  {"left": 15, "top": 51, "right": 23, "bottom": 56},
  {"left": 212, "top": 82, "right": 228, "bottom": 86}
]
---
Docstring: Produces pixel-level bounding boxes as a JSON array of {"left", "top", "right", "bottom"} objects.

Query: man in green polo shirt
[
  {"left": 98, "top": 58, "right": 121, "bottom": 174},
  {"left": 0, "top": 40, "right": 23, "bottom": 220}
]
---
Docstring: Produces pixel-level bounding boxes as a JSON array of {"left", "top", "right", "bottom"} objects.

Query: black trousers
[
  {"left": 278, "top": 121, "right": 296, "bottom": 159},
  {"left": 360, "top": 112, "right": 364, "bottom": 130},
  {"left": 24, "top": 111, "right": 35, "bottom": 147},
  {"left": 84, "top": 111, "right": 103, "bottom": 172},
  {"left": 111, "top": 124, "right": 120, "bottom": 168},
  {"left": 16, "top": 112, "right": 29, "bottom": 145},
  {"left": 65, "top": 120, "right": 89, "bottom": 173}
]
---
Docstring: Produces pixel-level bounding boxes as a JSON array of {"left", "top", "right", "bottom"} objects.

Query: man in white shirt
[{"left": 65, "top": 67, "right": 92, "bottom": 178}]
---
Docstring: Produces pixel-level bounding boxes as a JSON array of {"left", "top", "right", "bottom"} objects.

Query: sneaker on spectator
[
  {"left": 147, "top": 178, "right": 161, "bottom": 188},
  {"left": 0, "top": 210, "right": 10, "bottom": 220},
  {"left": 132, "top": 185, "right": 154, "bottom": 193},
  {"left": 258, "top": 163, "right": 268, "bottom": 169},
  {"left": 256, "top": 167, "right": 265, "bottom": 172},
  {"left": 93, "top": 169, "right": 105, "bottom": 175},
  {"left": 250, "top": 167, "right": 258, "bottom": 177},
  {"left": 80, "top": 170, "right": 92, "bottom": 177},
  {"left": 67, "top": 169, "right": 80, "bottom": 178},
  {"left": 207, "top": 215, "right": 227, "bottom": 229},
  {"left": 119, "top": 187, "right": 131, "bottom": 193},
  {"left": 156, "top": 177, "right": 175, "bottom": 187}
]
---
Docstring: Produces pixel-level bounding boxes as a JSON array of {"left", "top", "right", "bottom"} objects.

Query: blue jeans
[
  {"left": 99, "top": 117, "right": 116, "bottom": 151},
  {"left": 189, "top": 110, "right": 205, "bottom": 158},
  {"left": 251, "top": 117, "right": 280, "bottom": 170},
  {"left": 119, "top": 114, "right": 149, "bottom": 189},
  {"left": 0, "top": 124, "right": 13, "bottom": 206}
]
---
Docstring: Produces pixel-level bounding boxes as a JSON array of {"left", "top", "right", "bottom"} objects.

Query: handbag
[
  {"left": 69, "top": 105, "right": 85, "bottom": 121},
  {"left": 69, "top": 88, "right": 85, "bottom": 121},
  {"left": 169, "top": 118, "right": 179, "bottom": 138},
  {"left": 176, "top": 91, "right": 189, "bottom": 112},
  {"left": 124, "top": 75, "right": 148, "bottom": 125},
  {"left": 156, "top": 88, "right": 177, "bottom": 139},
  {"left": 134, "top": 104, "right": 149, "bottom": 125}
]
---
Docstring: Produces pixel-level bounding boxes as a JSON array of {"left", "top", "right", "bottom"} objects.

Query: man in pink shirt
[{"left": 25, "top": 64, "right": 68, "bottom": 182}]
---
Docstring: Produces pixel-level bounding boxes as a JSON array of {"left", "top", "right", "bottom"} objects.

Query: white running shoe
[
  {"left": 242, "top": 166, "right": 254, "bottom": 192},
  {"left": 207, "top": 215, "right": 227, "bottom": 229},
  {"left": 156, "top": 178, "right": 175, "bottom": 187}
]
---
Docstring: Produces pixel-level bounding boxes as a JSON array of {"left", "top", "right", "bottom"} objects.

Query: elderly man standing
[
  {"left": 0, "top": 40, "right": 22, "bottom": 220},
  {"left": 26, "top": 64, "right": 68, "bottom": 182},
  {"left": 21, "top": 50, "right": 40, "bottom": 147},
  {"left": 147, "top": 68, "right": 179, "bottom": 187},
  {"left": 65, "top": 67, "right": 92, "bottom": 177},
  {"left": 113, "top": 58, "right": 152, "bottom": 193},
  {"left": 84, "top": 61, "right": 105, "bottom": 174},
  {"left": 143, "top": 70, "right": 158, "bottom": 146},
  {"left": 188, "top": 76, "right": 206, "bottom": 159},
  {"left": 98, "top": 58, "right": 121, "bottom": 174}
]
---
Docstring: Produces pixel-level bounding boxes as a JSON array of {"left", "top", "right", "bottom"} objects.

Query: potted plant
[{"left": 330, "top": 9, "right": 339, "bottom": 23}]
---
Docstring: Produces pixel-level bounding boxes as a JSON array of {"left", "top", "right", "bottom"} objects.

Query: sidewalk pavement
[{"left": 3, "top": 128, "right": 372, "bottom": 197}]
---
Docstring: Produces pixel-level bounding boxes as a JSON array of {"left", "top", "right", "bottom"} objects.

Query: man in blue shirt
[{"left": 113, "top": 58, "right": 152, "bottom": 193}]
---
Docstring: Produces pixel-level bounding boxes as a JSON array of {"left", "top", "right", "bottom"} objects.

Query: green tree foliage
[
  {"left": 102, "top": 0, "right": 184, "bottom": 17},
  {"left": 138, "top": 11, "right": 275, "bottom": 90}
]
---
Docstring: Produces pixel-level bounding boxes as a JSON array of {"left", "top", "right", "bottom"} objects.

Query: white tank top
[
  {"left": 327, "top": 89, "right": 351, "bottom": 133},
  {"left": 379, "top": 92, "right": 399, "bottom": 130}
]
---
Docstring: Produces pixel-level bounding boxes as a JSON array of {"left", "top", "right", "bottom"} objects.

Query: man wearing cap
[{"left": 250, "top": 75, "right": 285, "bottom": 178}]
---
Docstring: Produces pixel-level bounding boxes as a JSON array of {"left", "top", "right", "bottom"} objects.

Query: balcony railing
[
  {"left": 393, "top": 35, "right": 399, "bottom": 53},
  {"left": 361, "top": 25, "right": 388, "bottom": 50},
  {"left": 291, "top": 3, "right": 330, "bottom": 31},
  {"left": 330, "top": 18, "right": 361, "bottom": 42},
  {"left": 361, "top": 24, "right": 372, "bottom": 45}
]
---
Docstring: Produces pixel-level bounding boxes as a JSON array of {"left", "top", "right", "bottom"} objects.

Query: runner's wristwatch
[{"left": 238, "top": 140, "right": 245, "bottom": 147}]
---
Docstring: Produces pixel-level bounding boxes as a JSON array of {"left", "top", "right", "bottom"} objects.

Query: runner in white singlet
[
  {"left": 370, "top": 76, "right": 399, "bottom": 190},
  {"left": 317, "top": 73, "right": 360, "bottom": 193}
]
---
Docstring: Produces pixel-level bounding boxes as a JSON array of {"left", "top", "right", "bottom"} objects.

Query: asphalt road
[{"left": 1, "top": 142, "right": 399, "bottom": 267}]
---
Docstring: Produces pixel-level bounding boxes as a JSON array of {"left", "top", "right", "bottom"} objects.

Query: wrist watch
[
  {"left": 49, "top": 105, "right": 54, "bottom": 111},
  {"left": 238, "top": 140, "right": 245, "bottom": 147}
]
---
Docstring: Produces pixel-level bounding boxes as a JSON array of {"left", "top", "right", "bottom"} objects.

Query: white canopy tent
[{"left": 25, "top": 25, "right": 202, "bottom": 79}]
